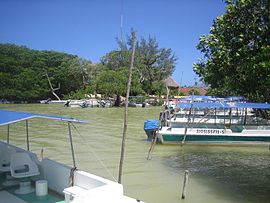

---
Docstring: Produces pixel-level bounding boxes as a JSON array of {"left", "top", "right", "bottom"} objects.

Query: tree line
[
  {"left": 0, "top": 34, "right": 177, "bottom": 103},
  {"left": 1, "top": 0, "right": 269, "bottom": 104}
]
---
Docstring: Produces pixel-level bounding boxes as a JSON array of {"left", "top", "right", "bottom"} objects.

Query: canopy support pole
[
  {"left": 229, "top": 108, "right": 232, "bottom": 125},
  {"left": 68, "top": 122, "right": 76, "bottom": 168},
  {"left": 223, "top": 109, "right": 226, "bottom": 125},
  {"left": 244, "top": 108, "right": 247, "bottom": 125},
  {"left": 26, "top": 120, "right": 29, "bottom": 151},
  {"left": 7, "top": 124, "right": 10, "bottom": 144},
  {"left": 214, "top": 108, "right": 217, "bottom": 125},
  {"left": 182, "top": 104, "right": 193, "bottom": 145}
]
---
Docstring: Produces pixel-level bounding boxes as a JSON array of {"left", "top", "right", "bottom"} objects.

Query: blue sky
[{"left": 0, "top": 0, "right": 226, "bottom": 86}]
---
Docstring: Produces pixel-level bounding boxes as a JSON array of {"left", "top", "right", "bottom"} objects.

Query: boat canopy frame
[
  {"left": 0, "top": 109, "right": 87, "bottom": 168},
  {"left": 177, "top": 102, "right": 270, "bottom": 109}
]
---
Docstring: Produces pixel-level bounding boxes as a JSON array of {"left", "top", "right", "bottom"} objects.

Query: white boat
[
  {"left": 0, "top": 109, "right": 144, "bottom": 203},
  {"left": 67, "top": 99, "right": 112, "bottom": 108},
  {"left": 40, "top": 99, "right": 68, "bottom": 104},
  {"left": 156, "top": 102, "right": 270, "bottom": 145}
]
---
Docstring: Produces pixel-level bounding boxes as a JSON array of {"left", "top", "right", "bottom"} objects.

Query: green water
[{"left": 0, "top": 104, "right": 270, "bottom": 203}]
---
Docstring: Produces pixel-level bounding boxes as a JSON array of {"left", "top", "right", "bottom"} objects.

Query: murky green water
[{"left": 0, "top": 104, "right": 270, "bottom": 203}]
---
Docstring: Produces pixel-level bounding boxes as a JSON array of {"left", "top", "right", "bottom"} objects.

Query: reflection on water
[
  {"left": 164, "top": 146, "right": 270, "bottom": 203},
  {"left": 0, "top": 104, "right": 270, "bottom": 203}
]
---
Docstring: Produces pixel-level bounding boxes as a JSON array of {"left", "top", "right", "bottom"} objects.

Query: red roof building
[{"left": 180, "top": 87, "right": 207, "bottom": 96}]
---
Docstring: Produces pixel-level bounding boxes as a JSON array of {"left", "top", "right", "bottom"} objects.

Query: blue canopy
[
  {"left": 144, "top": 119, "right": 159, "bottom": 131},
  {"left": 179, "top": 96, "right": 215, "bottom": 101},
  {"left": 177, "top": 102, "right": 270, "bottom": 109},
  {"left": 179, "top": 95, "right": 246, "bottom": 102},
  {"left": 0, "top": 109, "right": 87, "bottom": 126}
]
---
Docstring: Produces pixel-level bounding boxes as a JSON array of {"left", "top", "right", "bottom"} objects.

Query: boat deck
[{"left": 0, "top": 173, "right": 64, "bottom": 203}]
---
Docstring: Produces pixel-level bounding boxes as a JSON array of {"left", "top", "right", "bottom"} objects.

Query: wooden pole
[
  {"left": 147, "top": 131, "right": 158, "bottom": 160},
  {"left": 118, "top": 31, "right": 137, "bottom": 184},
  {"left": 181, "top": 170, "right": 189, "bottom": 199}
]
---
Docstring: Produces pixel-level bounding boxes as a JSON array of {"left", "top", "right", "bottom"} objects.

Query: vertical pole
[
  {"left": 68, "top": 122, "right": 76, "bottom": 168},
  {"left": 118, "top": 31, "right": 137, "bottom": 184},
  {"left": 120, "top": 0, "right": 124, "bottom": 42},
  {"left": 223, "top": 108, "right": 226, "bottom": 125},
  {"left": 182, "top": 104, "right": 192, "bottom": 145},
  {"left": 26, "top": 120, "right": 29, "bottom": 151},
  {"left": 229, "top": 108, "right": 232, "bottom": 125},
  {"left": 7, "top": 124, "right": 10, "bottom": 144},
  {"left": 214, "top": 108, "right": 217, "bottom": 125},
  {"left": 147, "top": 131, "right": 158, "bottom": 160},
  {"left": 181, "top": 170, "right": 189, "bottom": 199},
  {"left": 244, "top": 108, "right": 247, "bottom": 125},
  {"left": 166, "top": 85, "right": 170, "bottom": 125}
]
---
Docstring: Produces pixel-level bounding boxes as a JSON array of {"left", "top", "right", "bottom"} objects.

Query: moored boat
[
  {"left": 156, "top": 101, "right": 270, "bottom": 145},
  {"left": 0, "top": 109, "right": 144, "bottom": 203},
  {"left": 157, "top": 126, "right": 270, "bottom": 145}
]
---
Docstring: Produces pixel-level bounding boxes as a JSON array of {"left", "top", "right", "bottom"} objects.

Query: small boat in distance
[{"left": 0, "top": 109, "right": 143, "bottom": 203}]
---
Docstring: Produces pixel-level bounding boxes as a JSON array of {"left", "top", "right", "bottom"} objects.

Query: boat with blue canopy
[
  {"left": 178, "top": 95, "right": 246, "bottom": 102},
  {"left": 156, "top": 101, "right": 270, "bottom": 145},
  {"left": 0, "top": 109, "right": 144, "bottom": 203}
]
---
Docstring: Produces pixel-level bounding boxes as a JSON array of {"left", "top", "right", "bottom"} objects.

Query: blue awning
[
  {"left": 179, "top": 96, "right": 215, "bottom": 101},
  {"left": 179, "top": 95, "right": 246, "bottom": 102},
  {"left": 177, "top": 102, "right": 270, "bottom": 109},
  {"left": 0, "top": 109, "right": 87, "bottom": 126}
]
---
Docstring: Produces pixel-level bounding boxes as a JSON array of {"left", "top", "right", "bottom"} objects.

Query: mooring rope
[
  {"left": 69, "top": 166, "right": 77, "bottom": 186},
  {"left": 70, "top": 123, "right": 117, "bottom": 182}
]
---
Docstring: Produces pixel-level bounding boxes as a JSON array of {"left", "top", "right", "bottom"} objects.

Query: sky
[{"left": 0, "top": 0, "right": 226, "bottom": 86}]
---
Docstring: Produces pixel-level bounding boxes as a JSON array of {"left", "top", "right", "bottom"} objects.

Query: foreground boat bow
[{"left": 0, "top": 109, "right": 144, "bottom": 203}]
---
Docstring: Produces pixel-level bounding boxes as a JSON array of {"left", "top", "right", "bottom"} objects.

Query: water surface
[{"left": 0, "top": 104, "right": 269, "bottom": 203}]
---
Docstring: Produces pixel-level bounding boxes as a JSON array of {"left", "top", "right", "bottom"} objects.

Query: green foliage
[
  {"left": 115, "top": 35, "right": 177, "bottom": 95},
  {"left": 1, "top": 34, "right": 177, "bottom": 102},
  {"left": 0, "top": 43, "right": 94, "bottom": 101},
  {"left": 63, "top": 89, "right": 86, "bottom": 100},
  {"left": 170, "top": 89, "right": 185, "bottom": 96},
  {"left": 100, "top": 50, "right": 130, "bottom": 70},
  {"left": 151, "top": 80, "right": 166, "bottom": 96},
  {"left": 193, "top": 0, "right": 270, "bottom": 102},
  {"left": 95, "top": 68, "right": 143, "bottom": 97}
]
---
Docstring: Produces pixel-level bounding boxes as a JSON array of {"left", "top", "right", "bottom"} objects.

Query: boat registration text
[{"left": 196, "top": 129, "right": 225, "bottom": 134}]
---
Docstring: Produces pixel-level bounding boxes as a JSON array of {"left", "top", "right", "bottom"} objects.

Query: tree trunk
[{"left": 115, "top": 95, "right": 121, "bottom": 107}]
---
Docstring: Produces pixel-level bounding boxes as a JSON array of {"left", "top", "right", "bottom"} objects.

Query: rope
[
  {"left": 69, "top": 167, "right": 77, "bottom": 186},
  {"left": 71, "top": 123, "right": 117, "bottom": 182}
]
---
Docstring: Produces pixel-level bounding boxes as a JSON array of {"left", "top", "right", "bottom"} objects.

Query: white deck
[{"left": 0, "top": 141, "right": 144, "bottom": 203}]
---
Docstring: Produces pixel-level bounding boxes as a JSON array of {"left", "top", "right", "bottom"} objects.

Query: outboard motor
[{"left": 144, "top": 119, "right": 159, "bottom": 141}]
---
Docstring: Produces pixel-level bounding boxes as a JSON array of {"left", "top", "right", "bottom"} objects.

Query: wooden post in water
[
  {"left": 181, "top": 170, "right": 189, "bottom": 199},
  {"left": 118, "top": 31, "right": 137, "bottom": 184},
  {"left": 147, "top": 131, "right": 158, "bottom": 160}
]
